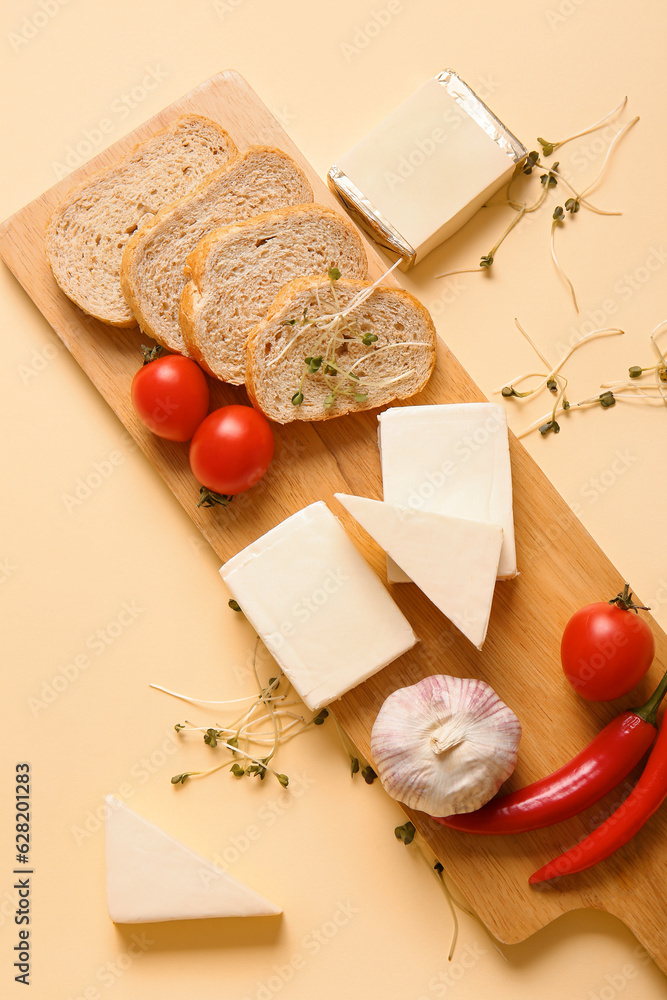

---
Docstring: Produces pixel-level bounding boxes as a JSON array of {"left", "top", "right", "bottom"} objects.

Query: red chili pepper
[
  {"left": 530, "top": 706, "right": 667, "bottom": 884},
  {"left": 435, "top": 670, "right": 667, "bottom": 836}
]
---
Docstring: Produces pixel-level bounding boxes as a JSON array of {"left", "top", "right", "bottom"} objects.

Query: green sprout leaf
[
  {"left": 480, "top": 253, "right": 494, "bottom": 268},
  {"left": 523, "top": 150, "right": 540, "bottom": 174},
  {"left": 174, "top": 723, "right": 185, "bottom": 733},
  {"left": 291, "top": 390, "right": 304, "bottom": 406},
  {"left": 361, "top": 332, "right": 378, "bottom": 346},
  {"left": 361, "top": 765, "right": 377, "bottom": 785},
  {"left": 323, "top": 392, "right": 336, "bottom": 409},
  {"left": 546, "top": 377, "right": 558, "bottom": 393},
  {"left": 353, "top": 393, "right": 368, "bottom": 403},
  {"left": 539, "top": 419, "right": 560, "bottom": 436},
  {"left": 553, "top": 206, "right": 565, "bottom": 222},
  {"left": 230, "top": 763, "right": 245, "bottom": 779},
  {"left": 313, "top": 708, "right": 328, "bottom": 726},
  {"left": 395, "top": 821, "right": 416, "bottom": 845},
  {"left": 277, "top": 773, "right": 290, "bottom": 788},
  {"left": 537, "top": 137, "right": 554, "bottom": 157},
  {"left": 328, "top": 266, "right": 341, "bottom": 281},
  {"left": 599, "top": 390, "right": 616, "bottom": 408},
  {"left": 565, "top": 197, "right": 580, "bottom": 214},
  {"left": 305, "top": 355, "right": 323, "bottom": 373},
  {"left": 350, "top": 756, "right": 360, "bottom": 776},
  {"left": 628, "top": 365, "right": 643, "bottom": 379},
  {"left": 228, "top": 599, "right": 242, "bottom": 613}
]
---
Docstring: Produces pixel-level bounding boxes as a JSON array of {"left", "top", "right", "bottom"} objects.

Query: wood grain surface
[{"left": 2, "top": 69, "right": 666, "bottom": 969}]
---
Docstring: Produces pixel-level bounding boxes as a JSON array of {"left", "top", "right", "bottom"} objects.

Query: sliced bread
[
  {"left": 45, "top": 115, "right": 237, "bottom": 327},
  {"left": 180, "top": 204, "right": 368, "bottom": 385},
  {"left": 120, "top": 147, "right": 314, "bottom": 355},
  {"left": 245, "top": 276, "right": 437, "bottom": 423}
]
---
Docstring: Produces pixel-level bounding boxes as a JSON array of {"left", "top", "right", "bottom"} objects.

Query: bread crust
[
  {"left": 245, "top": 276, "right": 437, "bottom": 423},
  {"left": 45, "top": 115, "right": 237, "bottom": 327}
]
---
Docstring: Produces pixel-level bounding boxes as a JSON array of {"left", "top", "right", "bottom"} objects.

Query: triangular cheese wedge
[
  {"left": 105, "top": 795, "right": 281, "bottom": 922},
  {"left": 335, "top": 494, "right": 502, "bottom": 649}
]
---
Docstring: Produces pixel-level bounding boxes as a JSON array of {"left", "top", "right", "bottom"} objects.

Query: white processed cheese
[
  {"left": 335, "top": 494, "right": 502, "bottom": 650},
  {"left": 104, "top": 795, "right": 281, "bottom": 923},
  {"left": 219, "top": 501, "right": 417, "bottom": 711},
  {"left": 378, "top": 403, "right": 516, "bottom": 582},
  {"left": 328, "top": 70, "right": 527, "bottom": 268}
]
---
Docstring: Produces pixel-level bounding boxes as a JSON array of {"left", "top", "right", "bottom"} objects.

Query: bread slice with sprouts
[
  {"left": 245, "top": 274, "right": 437, "bottom": 423},
  {"left": 180, "top": 204, "right": 368, "bottom": 385}
]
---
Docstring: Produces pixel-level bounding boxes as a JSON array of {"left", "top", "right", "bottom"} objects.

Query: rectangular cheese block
[
  {"left": 328, "top": 70, "right": 527, "bottom": 268},
  {"left": 219, "top": 501, "right": 417, "bottom": 711},
  {"left": 378, "top": 403, "right": 516, "bottom": 582}
]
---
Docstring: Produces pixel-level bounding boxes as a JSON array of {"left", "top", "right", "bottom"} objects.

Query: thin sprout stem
[
  {"left": 554, "top": 174, "right": 620, "bottom": 216},
  {"left": 495, "top": 327, "right": 623, "bottom": 395},
  {"left": 581, "top": 116, "right": 639, "bottom": 197},
  {"left": 149, "top": 683, "right": 287, "bottom": 708},
  {"left": 435, "top": 266, "right": 485, "bottom": 279},
  {"left": 517, "top": 385, "right": 628, "bottom": 439},
  {"left": 551, "top": 221, "right": 579, "bottom": 312},
  {"left": 486, "top": 205, "right": 527, "bottom": 259},
  {"left": 547, "top": 96, "right": 628, "bottom": 153},
  {"left": 515, "top": 318, "right": 553, "bottom": 370}
]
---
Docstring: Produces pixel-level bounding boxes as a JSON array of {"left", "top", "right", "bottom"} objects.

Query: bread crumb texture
[
  {"left": 120, "top": 147, "right": 314, "bottom": 353},
  {"left": 180, "top": 204, "right": 368, "bottom": 384},
  {"left": 45, "top": 115, "right": 237, "bottom": 326}
]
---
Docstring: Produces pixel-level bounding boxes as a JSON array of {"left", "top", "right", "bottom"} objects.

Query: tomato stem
[
  {"left": 608, "top": 583, "right": 649, "bottom": 614},
  {"left": 197, "top": 488, "right": 234, "bottom": 508},
  {"left": 140, "top": 343, "right": 167, "bottom": 365}
]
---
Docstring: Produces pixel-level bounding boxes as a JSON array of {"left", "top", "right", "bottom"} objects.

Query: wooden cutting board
[{"left": 2, "top": 69, "right": 666, "bottom": 971}]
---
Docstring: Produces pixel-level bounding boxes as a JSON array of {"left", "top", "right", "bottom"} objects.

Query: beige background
[{"left": 2, "top": 0, "right": 667, "bottom": 997}]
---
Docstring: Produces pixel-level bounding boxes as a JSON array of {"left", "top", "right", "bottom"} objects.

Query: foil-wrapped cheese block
[{"left": 328, "top": 69, "right": 527, "bottom": 269}]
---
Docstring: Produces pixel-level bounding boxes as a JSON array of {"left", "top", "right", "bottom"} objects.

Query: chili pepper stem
[{"left": 634, "top": 669, "right": 667, "bottom": 726}]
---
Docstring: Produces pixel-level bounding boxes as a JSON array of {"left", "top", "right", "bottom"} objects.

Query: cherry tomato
[
  {"left": 189, "top": 405, "right": 274, "bottom": 496},
  {"left": 561, "top": 587, "right": 655, "bottom": 701},
  {"left": 131, "top": 354, "right": 209, "bottom": 442}
]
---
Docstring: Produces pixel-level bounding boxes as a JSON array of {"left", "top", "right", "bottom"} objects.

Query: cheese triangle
[
  {"left": 335, "top": 494, "right": 502, "bottom": 649},
  {"left": 105, "top": 795, "right": 281, "bottom": 923}
]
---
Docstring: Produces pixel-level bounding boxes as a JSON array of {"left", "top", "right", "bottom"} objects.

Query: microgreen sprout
[
  {"left": 152, "top": 641, "right": 331, "bottom": 790},
  {"left": 495, "top": 322, "right": 624, "bottom": 399},
  {"left": 228, "top": 599, "right": 242, "bottom": 613},
  {"left": 331, "top": 714, "right": 375, "bottom": 782},
  {"left": 522, "top": 150, "right": 541, "bottom": 174},
  {"left": 536, "top": 96, "right": 628, "bottom": 158},
  {"left": 279, "top": 260, "right": 425, "bottom": 411},
  {"left": 437, "top": 101, "right": 636, "bottom": 303}
]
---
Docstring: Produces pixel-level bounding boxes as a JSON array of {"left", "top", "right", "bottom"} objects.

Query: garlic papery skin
[{"left": 370, "top": 675, "right": 522, "bottom": 817}]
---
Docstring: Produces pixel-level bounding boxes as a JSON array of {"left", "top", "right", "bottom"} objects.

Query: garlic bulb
[{"left": 370, "top": 675, "right": 522, "bottom": 817}]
